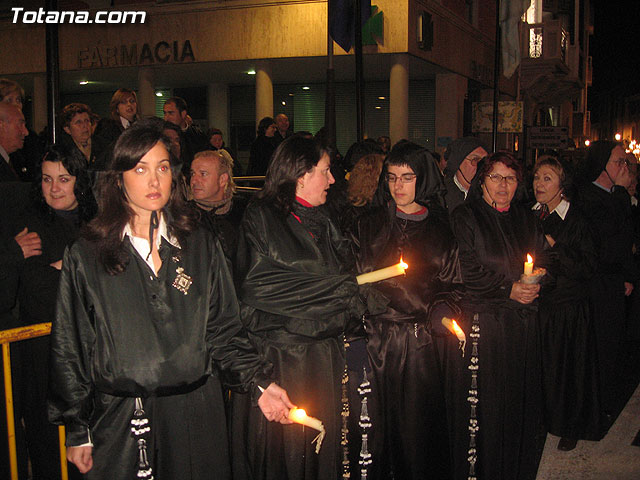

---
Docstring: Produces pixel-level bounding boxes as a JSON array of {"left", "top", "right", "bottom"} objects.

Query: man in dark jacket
[
  {"left": 189, "top": 150, "right": 247, "bottom": 262},
  {"left": 442, "top": 137, "right": 487, "bottom": 215},
  {"left": 163, "top": 96, "right": 208, "bottom": 173}
]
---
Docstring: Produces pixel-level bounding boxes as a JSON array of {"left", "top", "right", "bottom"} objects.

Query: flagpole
[
  {"left": 492, "top": 0, "right": 500, "bottom": 152},
  {"left": 355, "top": 0, "right": 365, "bottom": 142},
  {"left": 325, "top": 0, "right": 337, "bottom": 148}
]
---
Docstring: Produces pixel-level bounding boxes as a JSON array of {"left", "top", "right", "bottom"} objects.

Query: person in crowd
[
  {"left": 442, "top": 137, "right": 488, "bottom": 215},
  {"left": 163, "top": 96, "right": 209, "bottom": 173},
  {"left": 1, "top": 78, "right": 44, "bottom": 182},
  {"left": 450, "top": 151, "right": 547, "bottom": 480},
  {"left": 189, "top": 150, "right": 247, "bottom": 261},
  {"left": 48, "top": 119, "right": 293, "bottom": 479},
  {"left": 326, "top": 139, "right": 384, "bottom": 221},
  {"left": 208, "top": 127, "right": 243, "bottom": 177},
  {"left": 347, "top": 141, "right": 462, "bottom": 479},
  {"left": 376, "top": 135, "right": 391, "bottom": 154},
  {"left": 577, "top": 140, "right": 639, "bottom": 424},
  {"left": 273, "top": 113, "right": 291, "bottom": 145},
  {"left": 531, "top": 156, "right": 602, "bottom": 452},
  {"left": 0, "top": 180, "right": 35, "bottom": 479},
  {"left": 246, "top": 116, "right": 277, "bottom": 177},
  {"left": 626, "top": 156, "right": 640, "bottom": 340},
  {"left": 0, "top": 102, "right": 29, "bottom": 182},
  {"left": 94, "top": 88, "right": 139, "bottom": 145},
  {"left": 231, "top": 136, "right": 365, "bottom": 480},
  {"left": 12, "top": 145, "right": 96, "bottom": 480},
  {"left": 58, "top": 103, "right": 108, "bottom": 165},
  {"left": 339, "top": 152, "right": 384, "bottom": 234}
]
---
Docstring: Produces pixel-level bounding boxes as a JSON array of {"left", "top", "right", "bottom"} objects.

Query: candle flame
[
  {"left": 526, "top": 254, "right": 533, "bottom": 263},
  {"left": 452, "top": 320, "right": 464, "bottom": 336},
  {"left": 400, "top": 258, "right": 408, "bottom": 270},
  {"left": 290, "top": 408, "right": 307, "bottom": 421}
]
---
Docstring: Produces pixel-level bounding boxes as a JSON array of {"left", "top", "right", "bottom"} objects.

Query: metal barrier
[{"left": 1, "top": 323, "right": 68, "bottom": 480}]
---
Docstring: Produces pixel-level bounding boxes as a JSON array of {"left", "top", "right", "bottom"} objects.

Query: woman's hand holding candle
[
  {"left": 357, "top": 259, "right": 408, "bottom": 285},
  {"left": 258, "top": 383, "right": 295, "bottom": 424}
]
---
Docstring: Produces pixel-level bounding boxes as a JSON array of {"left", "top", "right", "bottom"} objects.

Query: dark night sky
[{"left": 590, "top": 0, "right": 640, "bottom": 98}]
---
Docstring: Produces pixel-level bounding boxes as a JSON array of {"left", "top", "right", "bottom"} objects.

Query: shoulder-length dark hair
[
  {"left": 258, "top": 135, "right": 328, "bottom": 215},
  {"left": 31, "top": 144, "right": 97, "bottom": 225},
  {"left": 109, "top": 88, "right": 139, "bottom": 122},
  {"left": 375, "top": 141, "right": 447, "bottom": 209},
  {"left": 257, "top": 116, "right": 275, "bottom": 137},
  {"left": 85, "top": 118, "right": 197, "bottom": 275}
]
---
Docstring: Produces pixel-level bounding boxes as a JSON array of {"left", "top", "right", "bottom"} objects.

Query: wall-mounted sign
[
  {"left": 78, "top": 40, "right": 195, "bottom": 69},
  {"left": 472, "top": 101, "right": 523, "bottom": 133},
  {"left": 528, "top": 126, "right": 570, "bottom": 148}
]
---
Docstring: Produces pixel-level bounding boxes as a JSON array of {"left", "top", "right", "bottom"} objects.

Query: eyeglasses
[
  {"left": 386, "top": 173, "right": 417, "bottom": 184},
  {"left": 486, "top": 173, "right": 518, "bottom": 185},
  {"left": 614, "top": 158, "right": 631, "bottom": 168}
]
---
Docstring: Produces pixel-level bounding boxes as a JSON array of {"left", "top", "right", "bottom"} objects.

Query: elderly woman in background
[
  {"left": 48, "top": 119, "right": 291, "bottom": 480},
  {"left": 450, "top": 152, "right": 547, "bottom": 480},
  {"left": 531, "top": 156, "right": 601, "bottom": 451},
  {"left": 58, "top": 103, "right": 109, "bottom": 165},
  {"left": 231, "top": 136, "right": 365, "bottom": 480},
  {"left": 94, "top": 87, "right": 139, "bottom": 145}
]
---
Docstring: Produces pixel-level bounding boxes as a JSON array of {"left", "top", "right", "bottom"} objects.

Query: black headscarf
[
  {"left": 374, "top": 141, "right": 447, "bottom": 211},
  {"left": 579, "top": 140, "right": 620, "bottom": 184},
  {"left": 443, "top": 137, "right": 487, "bottom": 179}
]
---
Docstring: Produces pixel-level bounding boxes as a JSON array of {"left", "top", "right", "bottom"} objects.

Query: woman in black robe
[
  {"left": 349, "top": 142, "right": 463, "bottom": 479},
  {"left": 48, "top": 119, "right": 292, "bottom": 480},
  {"left": 246, "top": 116, "right": 278, "bottom": 177},
  {"left": 531, "top": 156, "right": 601, "bottom": 450},
  {"left": 231, "top": 136, "right": 365, "bottom": 480},
  {"left": 450, "top": 152, "right": 547, "bottom": 480},
  {"left": 13, "top": 145, "right": 95, "bottom": 480}
]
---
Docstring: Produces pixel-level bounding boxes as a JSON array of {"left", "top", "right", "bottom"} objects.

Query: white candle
[
  {"left": 356, "top": 259, "right": 408, "bottom": 285},
  {"left": 288, "top": 408, "right": 324, "bottom": 432},
  {"left": 524, "top": 253, "right": 534, "bottom": 275},
  {"left": 441, "top": 317, "right": 466, "bottom": 343}
]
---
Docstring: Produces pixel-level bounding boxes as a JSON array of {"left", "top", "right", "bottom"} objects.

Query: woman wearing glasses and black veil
[
  {"left": 450, "top": 152, "right": 548, "bottom": 480},
  {"left": 347, "top": 141, "right": 463, "bottom": 479}
]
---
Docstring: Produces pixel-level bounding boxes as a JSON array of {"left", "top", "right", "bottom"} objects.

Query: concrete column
[
  {"left": 137, "top": 68, "right": 156, "bottom": 118},
  {"left": 390, "top": 54, "right": 409, "bottom": 145},
  {"left": 435, "top": 73, "right": 468, "bottom": 153},
  {"left": 255, "top": 61, "right": 273, "bottom": 128},
  {"left": 32, "top": 75, "right": 47, "bottom": 134},
  {"left": 207, "top": 83, "right": 229, "bottom": 138}
]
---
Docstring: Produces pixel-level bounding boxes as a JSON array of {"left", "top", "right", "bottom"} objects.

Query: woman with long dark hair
[
  {"left": 246, "top": 116, "right": 277, "bottom": 176},
  {"left": 12, "top": 144, "right": 95, "bottom": 480},
  {"left": 231, "top": 135, "right": 365, "bottom": 480},
  {"left": 48, "top": 119, "right": 292, "bottom": 480},
  {"left": 450, "top": 152, "right": 547, "bottom": 480},
  {"left": 348, "top": 141, "right": 462, "bottom": 479}
]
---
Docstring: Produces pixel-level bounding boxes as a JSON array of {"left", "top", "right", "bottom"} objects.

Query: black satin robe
[
  {"left": 48, "top": 228, "right": 271, "bottom": 480},
  {"left": 451, "top": 199, "right": 547, "bottom": 480},
  {"left": 230, "top": 201, "right": 363, "bottom": 480},
  {"left": 350, "top": 203, "right": 463, "bottom": 480},
  {"left": 537, "top": 203, "right": 602, "bottom": 440}
]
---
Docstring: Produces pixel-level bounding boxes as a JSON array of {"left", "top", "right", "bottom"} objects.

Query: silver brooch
[{"left": 172, "top": 267, "right": 192, "bottom": 295}]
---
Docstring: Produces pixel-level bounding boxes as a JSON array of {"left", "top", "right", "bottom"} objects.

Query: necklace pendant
[{"left": 172, "top": 267, "right": 192, "bottom": 295}]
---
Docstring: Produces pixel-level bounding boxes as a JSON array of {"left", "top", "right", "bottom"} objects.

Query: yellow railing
[{"left": 0, "top": 323, "right": 68, "bottom": 480}]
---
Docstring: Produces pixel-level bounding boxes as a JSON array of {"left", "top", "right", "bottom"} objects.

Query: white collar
[
  {"left": 532, "top": 198, "right": 570, "bottom": 220},
  {"left": 0, "top": 144, "right": 9, "bottom": 164},
  {"left": 119, "top": 116, "right": 131, "bottom": 129},
  {"left": 122, "top": 214, "right": 180, "bottom": 271},
  {"left": 453, "top": 173, "right": 469, "bottom": 199}
]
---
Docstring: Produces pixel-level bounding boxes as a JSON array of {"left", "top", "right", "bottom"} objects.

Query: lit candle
[
  {"left": 441, "top": 317, "right": 466, "bottom": 343},
  {"left": 524, "top": 254, "right": 534, "bottom": 275},
  {"left": 288, "top": 407, "right": 326, "bottom": 454},
  {"left": 356, "top": 259, "right": 408, "bottom": 285},
  {"left": 288, "top": 408, "right": 324, "bottom": 432}
]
